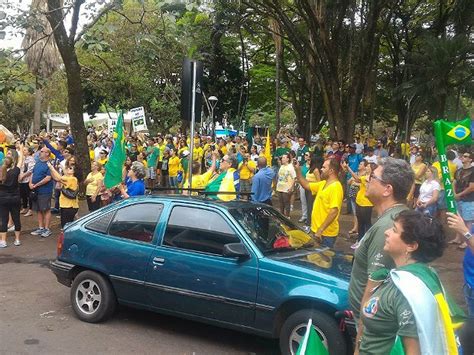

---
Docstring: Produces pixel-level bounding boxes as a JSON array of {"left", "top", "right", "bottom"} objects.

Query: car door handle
[{"left": 152, "top": 257, "right": 165, "bottom": 265}]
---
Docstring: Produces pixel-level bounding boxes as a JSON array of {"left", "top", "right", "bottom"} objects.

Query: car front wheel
[
  {"left": 70, "top": 270, "right": 116, "bottom": 323},
  {"left": 279, "top": 309, "right": 347, "bottom": 355}
]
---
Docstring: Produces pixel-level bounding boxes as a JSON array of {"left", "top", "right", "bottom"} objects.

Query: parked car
[{"left": 51, "top": 196, "right": 354, "bottom": 354}]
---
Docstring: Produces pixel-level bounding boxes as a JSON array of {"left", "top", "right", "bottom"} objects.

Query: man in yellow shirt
[
  {"left": 295, "top": 158, "right": 343, "bottom": 248},
  {"left": 183, "top": 152, "right": 218, "bottom": 194},
  {"left": 238, "top": 152, "right": 256, "bottom": 199}
]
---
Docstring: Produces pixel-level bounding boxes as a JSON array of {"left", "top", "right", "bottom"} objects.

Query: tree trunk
[
  {"left": 33, "top": 85, "right": 42, "bottom": 132},
  {"left": 46, "top": 0, "right": 90, "bottom": 180}
]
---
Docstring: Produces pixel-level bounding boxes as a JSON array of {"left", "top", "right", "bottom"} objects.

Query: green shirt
[
  {"left": 349, "top": 204, "right": 407, "bottom": 319},
  {"left": 296, "top": 145, "right": 309, "bottom": 164},
  {"left": 146, "top": 146, "right": 160, "bottom": 168},
  {"left": 360, "top": 277, "right": 417, "bottom": 354}
]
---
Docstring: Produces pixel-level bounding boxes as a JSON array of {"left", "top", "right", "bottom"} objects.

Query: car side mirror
[{"left": 223, "top": 243, "right": 250, "bottom": 260}]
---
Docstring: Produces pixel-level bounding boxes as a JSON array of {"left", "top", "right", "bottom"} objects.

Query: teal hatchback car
[{"left": 51, "top": 196, "right": 354, "bottom": 354}]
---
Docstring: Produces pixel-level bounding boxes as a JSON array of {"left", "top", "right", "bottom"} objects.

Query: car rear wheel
[
  {"left": 71, "top": 270, "right": 116, "bottom": 323},
  {"left": 279, "top": 309, "right": 347, "bottom": 355}
]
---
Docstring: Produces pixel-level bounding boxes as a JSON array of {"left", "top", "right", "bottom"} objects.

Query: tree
[
  {"left": 22, "top": 0, "right": 61, "bottom": 132},
  {"left": 41, "top": 0, "right": 120, "bottom": 179}
]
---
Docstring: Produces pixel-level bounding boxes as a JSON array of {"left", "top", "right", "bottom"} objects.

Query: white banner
[
  {"left": 108, "top": 117, "right": 118, "bottom": 135},
  {"left": 130, "top": 106, "right": 148, "bottom": 132}
]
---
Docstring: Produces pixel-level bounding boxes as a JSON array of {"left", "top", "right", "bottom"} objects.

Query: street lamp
[{"left": 208, "top": 95, "right": 218, "bottom": 135}]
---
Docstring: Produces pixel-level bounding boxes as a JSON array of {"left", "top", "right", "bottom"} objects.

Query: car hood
[{"left": 267, "top": 248, "right": 353, "bottom": 280}]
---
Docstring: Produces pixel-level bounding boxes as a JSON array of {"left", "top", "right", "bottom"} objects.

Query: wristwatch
[{"left": 464, "top": 231, "right": 472, "bottom": 241}]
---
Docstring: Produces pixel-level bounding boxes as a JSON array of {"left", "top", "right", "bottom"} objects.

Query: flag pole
[{"left": 433, "top": 120, "right": 457, "bottom": 214}]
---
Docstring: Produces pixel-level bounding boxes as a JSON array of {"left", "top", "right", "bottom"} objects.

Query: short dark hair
[
  {"left": 327, "top": 157, "right": 340, "bottom": 175},
  {"left": 379, "top": 157, "right": 414, "bottom": 202},
  {"left": 447, "top": 150, "right": 456, "bottom": 161},
  {"left": 395, "top": 210, "right": 446, "bottom": 263}
]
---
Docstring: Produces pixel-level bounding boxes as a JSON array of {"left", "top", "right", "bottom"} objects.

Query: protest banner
[{"left": 130, "top": 106, "right": 148, "bottom": 132}]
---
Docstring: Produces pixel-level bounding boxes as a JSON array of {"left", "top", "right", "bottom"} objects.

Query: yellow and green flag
[
  {"left": 104, "top": 112, "right": 126, "bottom": 189},
  {"left": 433, "top": 118, "right": 473, "bottom": 213}
]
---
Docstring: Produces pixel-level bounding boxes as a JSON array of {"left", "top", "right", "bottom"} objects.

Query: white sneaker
[
  {"left": 0, "top": 241, "right": 7, "bottom": 248},
  {"left": 14, "top": 240, "right": 21, "bottom": 246},
  {"left": 7, "top": 225, "right": 15, "bottom": 232}
]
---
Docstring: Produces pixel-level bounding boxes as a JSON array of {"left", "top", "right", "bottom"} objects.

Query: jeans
[
  {"left": 299, "top": 185, "right": 307, "bottom": 220},
  {"left": 320, "top": 236, "right": 336, "bottom": 248},
  {"left": 461, "top": 283, "right": 474, "bottom": 355}
]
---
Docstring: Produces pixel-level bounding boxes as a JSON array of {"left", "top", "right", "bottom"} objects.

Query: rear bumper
[{"left": 50, "top": 260, "right": 75, "bottom": 287}]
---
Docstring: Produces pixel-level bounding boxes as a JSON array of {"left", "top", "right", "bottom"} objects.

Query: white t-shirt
[
  {"left": 276, "top": 164, "right": 296, "bottom": 193},
  {"left": 364, "top": 154, "right": 378, "bottom": 164},
  {"left": 419, "top": 180, "right": 441, "bottom": 203}
]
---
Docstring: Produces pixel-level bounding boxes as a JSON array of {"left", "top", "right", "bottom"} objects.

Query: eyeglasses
[{"left": 369, "top": 172, "right": 387, "bottom": 185}]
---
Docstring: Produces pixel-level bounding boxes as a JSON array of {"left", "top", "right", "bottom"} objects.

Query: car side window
[
  {"left": 108, "top": 203, "right": 163, "bottom": 243},
  {"left": 85, "top": 210, "right": 115, "bottom": 234},
  {"left": 163, "top": 206, "right": 239, "bottom": 255}
]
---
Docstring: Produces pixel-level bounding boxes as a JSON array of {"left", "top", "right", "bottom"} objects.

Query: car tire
[
  {"left": 279, "top": 309, "right": 347, "bottom": 355},
  {"left": 70, "top": 270, "right": 116, "bottom": 323}
]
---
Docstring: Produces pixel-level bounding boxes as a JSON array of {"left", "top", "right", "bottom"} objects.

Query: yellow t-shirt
[
  {"left": 183, "top": 170, "right": 213, "bottom": 194},
  {"left": 356, "top": 175, "right": 373, "bottom": 207},
  {"left": 60, "top": 176, "right": 79, "bottom": 209},
  {"left": 89, "top": 150, "right": 95, "bottom": 161},
  {"left": 220, "top": 146, "right": 228, "bottom": 155},
  {"left": 193, "top": 147, "right": 203, "bottom": 161},
  {"left": 98, "top": 158, "right": 108, "bottom": 166},
  {"left": 432, "top": 161, "right": 457, "bottom": 189},
  {"left": 412, "top": 163, "right": 426, "bottom": 184},
  {"left": 239, "top": 160, "right": 256, "bottom": 180},
  {"left": 168, "top": 156, "right": 181, "bottom": 177},
  {"left": 309, "top": 180, "right": 343, "bottom": 237},
  {"left": 158, "top": 143, "right": 167, "bottom": 162},
  {"left": 85, "top": 171, "right": 103, "bottom": 196}
]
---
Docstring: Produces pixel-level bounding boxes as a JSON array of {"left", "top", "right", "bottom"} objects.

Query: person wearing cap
[{"left": 364, "top": 147, "right": 378, "bottom": 164}]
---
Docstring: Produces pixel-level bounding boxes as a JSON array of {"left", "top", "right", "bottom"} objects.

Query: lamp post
[{"left": 208, "top": 95, "right": 218, "bottom": 136}]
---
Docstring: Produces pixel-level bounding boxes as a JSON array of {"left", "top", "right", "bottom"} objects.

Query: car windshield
[{"left": 229, "top": 206, "right": 315, "bottom": 254}]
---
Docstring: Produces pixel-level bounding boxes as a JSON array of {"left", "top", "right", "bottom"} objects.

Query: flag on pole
[
  {"left": 265, "top": 128, "right": 272, "bottom": 167},
  {"left": 295, "top": 319, "right": 329, "bottom": 355},
  {"left": 433, "top": 118, "right": 473, "bottom": 213},
  {"left": 104, "top": 111, "right": 127, "bottom": 189}
]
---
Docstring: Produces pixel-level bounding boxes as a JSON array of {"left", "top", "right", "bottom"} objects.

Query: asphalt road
[{"left": 0, "top": 200, "right": 465, "bottom": 355}]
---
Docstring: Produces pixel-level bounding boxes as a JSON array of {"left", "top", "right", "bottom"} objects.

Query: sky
[{"left": 1, "top": 0, "right": 31, "bottom": 50}]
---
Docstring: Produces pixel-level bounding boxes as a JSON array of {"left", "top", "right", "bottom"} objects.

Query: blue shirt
[
  {"left": 251, "top": 167, "right": 275, "bottom": 203},
  {"left": 0, "top": 151, "right": 4, "bottom": 166},
  {"left": 347, "top": 153, "right": 363, "bottom": 180},
  {"left": 126, "top": 178, "right": 145, "bottom": 197},
  {"left": 31, "top": 160, "right": 54, "bottom": 195},
  {"left": 464, "top": 248, "right": 474, "bottom": 288}
]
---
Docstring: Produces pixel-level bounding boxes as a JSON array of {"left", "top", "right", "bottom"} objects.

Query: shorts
[
  {"left": 320, "top": 236, "right": 336, "bottom": 248},
  {"left": 157, "top": 162, "right": 162, "bottom": 170},
  {"left": 437, "top": 190, "right": 447, "bottom": 210},
  {"left": 32, "top": 194, "right": 52, "bottom": 212},
  {"left": 240, "top": 179, "right": 252, "bottom": 193},
  {"left": 147, "top": 167, "right": 156, "bottom": 180},
  {"left": 458, "top": 201, "right": 474, "bottom": 222}
]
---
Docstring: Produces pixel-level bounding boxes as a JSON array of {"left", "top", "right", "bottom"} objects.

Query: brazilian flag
[{"left": 104, "top": 112, "right": 126, "bottom": 189}]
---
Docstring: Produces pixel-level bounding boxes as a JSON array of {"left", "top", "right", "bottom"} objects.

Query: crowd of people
[{"left": 0, "top": 125, "right": 473, "bottom": 354}]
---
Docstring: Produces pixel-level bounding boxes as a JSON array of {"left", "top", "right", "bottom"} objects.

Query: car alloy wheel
[
  {"left": 70, "top": 270, "right": 116, "bottom": 323},
  {"left": 75, "top": 279, "right": 102, "bottom": 315},
  {"left": 289, "top": 323, "right": 328, "bottom": 355}
]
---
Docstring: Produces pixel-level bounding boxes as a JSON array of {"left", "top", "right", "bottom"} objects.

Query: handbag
[{"left": 61, "top": 187, "right": 78, "bottom": 199}]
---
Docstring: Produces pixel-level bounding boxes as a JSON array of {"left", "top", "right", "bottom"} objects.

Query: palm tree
[{"left": 21, "top": 0, "right": 61, "bottom": 132}]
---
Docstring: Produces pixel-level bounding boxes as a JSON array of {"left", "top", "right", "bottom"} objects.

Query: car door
[
  {"left": 145, "top": 204, "right": 258, "bottom": 326},
  {"left": 83, "top": 202, "right": 164, "bottom": 305}
]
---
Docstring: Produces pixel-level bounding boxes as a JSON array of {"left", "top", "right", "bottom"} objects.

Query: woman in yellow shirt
[
  {"left": 343, "top": 160, "right": 373, "bottom": 249},
  {"left": 84, "top": 161, "right": 103, "bottom": 212},
  {"left": 168, "top": 149, "right": 181, "bottom": 190},
  {"left": 411, "top": 153, "right": 427, "bottom": 207},
  {"left": 46, "top": 159, "right": 79, "bottom": 229}
]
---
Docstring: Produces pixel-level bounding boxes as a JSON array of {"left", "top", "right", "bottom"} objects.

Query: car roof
[{"left": 126, "top": 195, "right": 265, "bottom": 210}]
